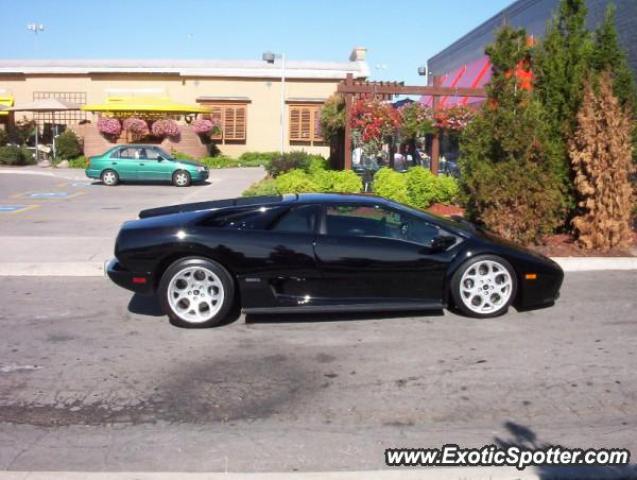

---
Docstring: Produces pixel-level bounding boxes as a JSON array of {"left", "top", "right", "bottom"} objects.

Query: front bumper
[{"left": 105, "top": 258, "right": 155, "bottom": 295}]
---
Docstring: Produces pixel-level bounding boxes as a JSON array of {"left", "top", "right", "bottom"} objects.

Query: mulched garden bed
[{"left": 426, "top": 203, "right": 637, "bottom": 257}]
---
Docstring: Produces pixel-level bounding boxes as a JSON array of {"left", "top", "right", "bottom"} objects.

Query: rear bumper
[
  {"left": 105, "top": 258, "right": 155, "bottom": 295},
  {"left": 85, "top": 168, "right": 101, "bottom": 179}
]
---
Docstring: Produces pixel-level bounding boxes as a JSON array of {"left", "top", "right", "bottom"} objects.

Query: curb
[
  {"left": 551, "top": 257, "right": 637, "bottom": 271},
  {"left": 0, "top": 262, "right": 105, "bottom": 277}
]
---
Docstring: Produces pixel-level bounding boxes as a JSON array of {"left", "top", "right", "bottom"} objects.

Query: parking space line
[{"left": 10, "top": 191, "right": 87, "bottom": 200}]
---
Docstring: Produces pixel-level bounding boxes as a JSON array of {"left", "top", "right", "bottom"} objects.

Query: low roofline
[{"left": 0, "top": 58, "right": 370, "bottom": 80}]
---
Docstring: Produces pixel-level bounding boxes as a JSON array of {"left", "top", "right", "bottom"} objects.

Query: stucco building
[{"left": 0, "top": 48, "right": 368, "bottom": 158}]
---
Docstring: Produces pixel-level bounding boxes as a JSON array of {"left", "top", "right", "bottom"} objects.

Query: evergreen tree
[
  {"left": 534, "top": 0, "right": 593, "bottom": 136},
  {"left": 459, "top": 27, "right": 565, "bottom": 244},
  {"left": 591, "top": 4, "right": 637, "bottom": 109}
]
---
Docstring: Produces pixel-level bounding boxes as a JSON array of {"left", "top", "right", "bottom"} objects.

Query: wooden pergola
[{"left": 337, "top": 73, "right": 487, "bottom": 174}]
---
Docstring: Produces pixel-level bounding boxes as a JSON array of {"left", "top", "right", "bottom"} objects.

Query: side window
[
  {"left": 200, "top": 206, "right": 285, "bottom": 230},
  {"left": 118, "top": 147, "right": 140, "bottom": 159},
  {"left": 270, "top": 205, "right": 319, "bottom": 234},
  {"left": 325, "top": 204, "right": 441, "bottom": 245}
]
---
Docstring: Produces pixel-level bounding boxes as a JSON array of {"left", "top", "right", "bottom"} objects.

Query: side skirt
[{"left": 243, "top": 301, "right": 445, "bottom": 315}]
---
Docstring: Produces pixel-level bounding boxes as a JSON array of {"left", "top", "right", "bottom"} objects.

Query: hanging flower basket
[
  {"left": 97, "top": 117, "right": 121, "bottom": 140},
  {"left": 151, "top": 119, "right": 180, "bottom": 139},
  {"left": 122, "top": 117, "right": 150, "bottom": 141}
]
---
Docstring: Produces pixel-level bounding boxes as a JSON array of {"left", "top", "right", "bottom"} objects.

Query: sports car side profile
[{"left": 106, "top": 193, "right": 564, "bottom": 328}]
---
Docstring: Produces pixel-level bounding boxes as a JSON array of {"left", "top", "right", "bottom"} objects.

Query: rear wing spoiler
[{"left": 138, "top": 195, "right": 285, "bottom": 219}]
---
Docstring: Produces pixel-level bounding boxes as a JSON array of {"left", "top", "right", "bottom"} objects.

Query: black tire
[
  {"left": 450, "top": 254, "right": 517, "bottom": 318},
  {"left": 172, "top": 170, "right": 191, "bottom": 187},
  {"left": 158, "top": 257, "right": 235, "bottom": 328},
  {"left": 101, "top": 169, "right": 119, "bottom": 186}
]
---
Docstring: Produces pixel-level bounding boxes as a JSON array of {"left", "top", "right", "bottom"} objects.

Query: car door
[
  {"left": 313, "top": 203, "right": 450, "bottom": 305},
  {"left": 110, "top": 147, "right": 139, "bottom": 180},
  {"left": 137, "top": 147, "right": 168, "bottom": 181}
]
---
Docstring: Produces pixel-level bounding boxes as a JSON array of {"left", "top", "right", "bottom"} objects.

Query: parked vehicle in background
[
  {"left": 85, "top": 145, "right": 208, "bottom": 187},
  {"left": 106, "top": 193, "right": 564, "bottom": 328}
]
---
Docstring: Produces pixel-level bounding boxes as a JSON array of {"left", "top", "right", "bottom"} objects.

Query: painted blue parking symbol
[
  {"left": 29, "top": 192, "right": 70, "bottom": 199},
  {"left": 0, "top": 205, "right": 29, "bottom": 213}
]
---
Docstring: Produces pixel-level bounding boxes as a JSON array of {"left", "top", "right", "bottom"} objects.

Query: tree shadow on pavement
[{"left": 495, "top": 420, "right": 636, "bottom": 479}]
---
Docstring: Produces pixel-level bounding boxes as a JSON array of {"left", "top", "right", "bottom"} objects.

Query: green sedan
[{"left": 85, "top": 145, "right": 209, "bottom": 187}]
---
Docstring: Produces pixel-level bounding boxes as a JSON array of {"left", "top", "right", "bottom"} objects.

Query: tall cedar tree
[
  {"left": 533, "top": 0, "right": 592, "bottom": 211},
  {"left": 459, "top": 27, "right": 565, "bottom": 244},
  {"left": 590, "top": 4, "right": 637, "bottom": 164},
  {"left": 569, "top": 72, "right": 634, "bottom": 250}
]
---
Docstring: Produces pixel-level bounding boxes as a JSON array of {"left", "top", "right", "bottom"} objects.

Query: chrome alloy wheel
[
  {"left": 459, "top": 260, "right": 513, "bottom": 315},
  {"left": 174, "top": 172, "right": 189, "bottom": 186},
  {"left": 102, "top": 171, "right": 117, "bottom": 185},
  {"left": 167, "top": 266, "right": 224, "bottom": 323}
]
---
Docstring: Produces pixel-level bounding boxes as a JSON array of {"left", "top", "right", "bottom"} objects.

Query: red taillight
[{"left": 132, "top": 277, "right": 147, "bottom": 284}]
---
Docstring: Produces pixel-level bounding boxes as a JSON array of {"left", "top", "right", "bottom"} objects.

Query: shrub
[
  {"left": 69, "top": 156, "right": 89, "bottom": 169},
  {"left": 151, "top": 119, "right": 180, "bottom": 138},
  {"left": 0, "top": 145, "right": 34, "bottom": 165},
  {"left": 372, "top": 167, "right": 409, "bottom": 204},
  {"left": 172, "top": 150, "right": 195, "bottom": 160},
  {"left": 265, "top": 151, "right": 327, "bottom": 177},
  {"left": 122, "top": 117, "right": 149, "bottom": 140},
  {"left": 238, "top": 151, "right": 279, "bottom": 167},
  {"left": 274, "top": 169, "right": 320, "bottom": 194},
  {"left": 55, "top": 130, "right": 82, "bottom": 160},
  {"left": 97, "top": 117, "right": 121, "bottom": 137},
  {"left": 0, "top": 145, "right": 23, "bottom": 165},
  {"left": 314, "top": 170, "right": 362, "bottom": 193},
  {"left": 0, "top": 129, "right": 8, "bottom": 146},
  {"left": 242, "top": 178, "right": 278, "bottom": 197},
  {"left": 200, "top": 156, "right": 240, "bottom": 169}
]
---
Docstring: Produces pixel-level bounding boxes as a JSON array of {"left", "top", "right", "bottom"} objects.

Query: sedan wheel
[
  {"left": 159, "top": 258, "right": 234, "bottom": 328},
  {"left": 101, "top": 169, "right": 119, "bottom": 186},
  {"left": 451, "top": 255, "right": 517, "bottom": 318},
  {"left": 172, "top": 170, "right": 191, "bottom": 187}
]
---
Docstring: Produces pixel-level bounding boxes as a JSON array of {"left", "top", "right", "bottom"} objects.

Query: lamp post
[{"left": 262, "top": 51, "right": 286, "bottom": 154}]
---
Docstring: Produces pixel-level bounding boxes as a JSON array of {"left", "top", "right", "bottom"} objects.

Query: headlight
[{"left": 197, "top": 166, "right": 206, "bottom": 172}]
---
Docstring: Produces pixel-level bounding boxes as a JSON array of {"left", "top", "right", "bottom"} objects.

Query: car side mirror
[{"left": 430, "top": 234, "right": 456, "bottom": 252}]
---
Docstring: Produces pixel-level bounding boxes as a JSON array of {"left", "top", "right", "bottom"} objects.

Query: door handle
[
  {"left": 139, "top": 163, "right": 145, "bottom": 166},
  {"left": 111, "top": 162, "right": 117, "bottom": 165}
]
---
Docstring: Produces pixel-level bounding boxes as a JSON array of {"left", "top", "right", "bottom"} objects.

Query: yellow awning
[
  {"left": 81, "top": 96, "right": 210, "bottom": 114},
  {"left": 0, "top": 95, "right": 14, "bottom": 116}
]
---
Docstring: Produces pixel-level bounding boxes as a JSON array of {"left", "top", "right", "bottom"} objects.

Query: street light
[
  {"left": 417, "top": 65, "right": 428, "bottom": 83},
  {"left": 27, "top": 23, "right": 45, "bottom": 34},
  {"left": 262, "top": 51, "right": 286, "bottom": 154}
]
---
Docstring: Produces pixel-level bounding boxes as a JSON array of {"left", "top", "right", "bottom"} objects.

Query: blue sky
[{"left": 1, "top": 0, "right": 511, "bottom": 85}]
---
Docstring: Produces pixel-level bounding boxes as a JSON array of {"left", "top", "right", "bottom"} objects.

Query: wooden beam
[{"left": 337, "top": 83, "right": 486, "bottom": 98}]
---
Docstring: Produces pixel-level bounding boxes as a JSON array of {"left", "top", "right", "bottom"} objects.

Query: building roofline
[
  {"left": 0, "top": 57, "right": 369, "bottom": 80},
  {"left": 428, "top": 0, "right": 545, "bottom": 67}
]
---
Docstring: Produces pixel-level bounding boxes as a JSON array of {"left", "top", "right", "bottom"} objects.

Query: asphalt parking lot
[{"left": 0, "top": 167, "right": 636, "bottom": 474}]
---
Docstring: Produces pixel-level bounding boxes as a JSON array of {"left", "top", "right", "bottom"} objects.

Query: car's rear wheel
[
  {"left": 451, "top": 255, "right": 517, "bottom": 318},
  {"left": 172, "top": 170, "right": 191, "bottom": 187},
  {"left": 101, "top": 169, "right": 119, "bottom": 186},
  {"left": 159, "top": 257, "right": 234, "bottom": 328}
]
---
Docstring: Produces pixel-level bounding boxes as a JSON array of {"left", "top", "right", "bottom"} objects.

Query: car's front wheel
[
  {"left": 159, "top": 257, "right": 235, "bottom": 328},
  {"left": 172, "top": 170, "right": 191, "bottom": 187},
  {"left": 101, "top": 169, "right": 119, "bottom": 186},
  {"left": 450, "top": 255, "right": 517, "bottom": 318}
]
